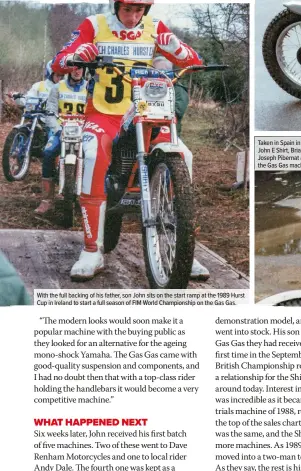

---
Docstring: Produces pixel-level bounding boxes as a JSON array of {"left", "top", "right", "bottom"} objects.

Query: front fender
[
  {"left": 65, "top": 154, "right": 77, "bottom": 165},
  {"left": 284, "top": 2, "right": 301, "bottom": 15},
  {"left": 150, "top": 142, "right": 183, "bottom": 155}
]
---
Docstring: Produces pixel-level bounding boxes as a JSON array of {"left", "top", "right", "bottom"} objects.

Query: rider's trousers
[
  {"left": 42, "top": 132, "right": 61, "bottom": 178},
  {"left": 81, "top": 105, "right": 122, "bottom": 251}
]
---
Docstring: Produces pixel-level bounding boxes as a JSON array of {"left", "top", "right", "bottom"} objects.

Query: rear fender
[{"left": 284, "top": 2, "right": 301, "bottom": 15}]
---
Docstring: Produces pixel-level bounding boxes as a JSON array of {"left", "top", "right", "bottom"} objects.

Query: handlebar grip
[
  {"left": 204, "top": 64, "right": 229, "bottom": 72},
  {"left": 11, "top": 93, "right": 24, "bottom": 99},
  {"left": 66, "top": 55, "right": 105, "bottom": 69},
  {"left": 186, "top": 65, "right": 229, "bottom": 72}
]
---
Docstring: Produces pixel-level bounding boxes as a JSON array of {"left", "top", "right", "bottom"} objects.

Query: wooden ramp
[{"left": 0, "top": 230, "right": 249, "bottom": 294}]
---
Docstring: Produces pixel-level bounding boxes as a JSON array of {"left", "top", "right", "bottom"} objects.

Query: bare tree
[
  {"left": 190, "top": 3, "right": 249, "bottom": 143},
  {"left": 48, "top": 5, "right": 84, "bottom": 55},
  {"left": 48, "top": 4, "right": 107, "bottom": 55}
]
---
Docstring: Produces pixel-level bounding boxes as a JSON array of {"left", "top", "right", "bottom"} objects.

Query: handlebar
[
  {"left": 6, "top": 92, "right": 25, "bottom": 99},
  {"left": 66, "top": 56, "right": 229, "bottom": 84}
]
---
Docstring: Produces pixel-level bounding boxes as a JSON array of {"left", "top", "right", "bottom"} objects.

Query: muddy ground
[
  {"left": 255, "top": 172, "right": 301, "bottom": 301},
  {"left": 0, "top": 107, "right": 249, "bottom": 277}
]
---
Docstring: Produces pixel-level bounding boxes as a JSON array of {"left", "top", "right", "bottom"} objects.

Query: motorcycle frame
[
  {"left": 58, "top": 115, "right": 85, "bottom": 197},
  {"left": 11, "top": 112, "right": 46, "bottom": 180},
  {"left": 116, "top": 74, "right": 184, "bottom": 228},
  {"left": 13, "top": 97, "right": 48, "bottom": 161}
]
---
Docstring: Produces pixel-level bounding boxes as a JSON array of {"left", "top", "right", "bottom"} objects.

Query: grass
[{"left": 181, "top": 106, "right": 249, "bottom": 275}]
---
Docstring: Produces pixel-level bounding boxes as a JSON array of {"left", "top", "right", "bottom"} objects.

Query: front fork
[
  {"left": 136, "top": 122, "right": 152, "bottom": 227},
  {"left": 136, "top": 121, "right": 178, "bottom": 227},
  {"left": 58, "top": 142, "right": 83, "bottom": 196},
  {"left": 24, "top": 116, "right": 37, "bottom": 160}
]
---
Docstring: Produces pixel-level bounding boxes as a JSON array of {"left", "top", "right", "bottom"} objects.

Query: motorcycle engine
[{"left": 110, "top": 125, "right": 137, "bottom": 181}]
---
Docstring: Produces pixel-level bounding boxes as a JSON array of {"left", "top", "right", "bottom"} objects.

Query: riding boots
[
  {"left": 70, "top": 200, "right": 106, "bottom": 280},
  {"left": 34, "top": 178, "right": 55, "bottom": 214}
]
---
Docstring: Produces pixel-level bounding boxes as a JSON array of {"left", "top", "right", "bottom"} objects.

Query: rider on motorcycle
[
  {"left": 13, "top": 60, "right": 64, "bottom": 107},
  {"left": 52, "top": 0, "right": 209, "bottom": 281},
  {"left": 34, "top": 67, "right": 87, "bottom": 214}
]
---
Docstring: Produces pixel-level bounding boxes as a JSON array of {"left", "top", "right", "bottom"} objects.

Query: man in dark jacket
[
  {"left": 153, "top": 54, "right": 189, "bottom": 135},
  {"left": 0, "top": 251, "right": 32, "bottom": 306}
]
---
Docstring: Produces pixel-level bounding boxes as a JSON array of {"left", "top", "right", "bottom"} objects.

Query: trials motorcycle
[
  {"left": 67, "top": 56, "right": 227, "bottom": 289},
  {"left": 263, "top": 2, "right": 301, "bottom": 98},
  {"left": 2, "top": 95, "right": 48, "bottom": 181},
  {"left": 2, "top": 94, "right": 85, "bottom": 227},
  {"left": 57, "top": 113, "right": 85, "bottom": 228}
]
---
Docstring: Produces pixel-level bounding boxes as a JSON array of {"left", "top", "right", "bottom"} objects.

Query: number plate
[{"left": 25, "top": 97, "right": 40, "bottom": 111}]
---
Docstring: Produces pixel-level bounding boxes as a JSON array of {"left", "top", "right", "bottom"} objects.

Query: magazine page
[{"left": 0, "top": 0, "right": 273, "bottom": 471}]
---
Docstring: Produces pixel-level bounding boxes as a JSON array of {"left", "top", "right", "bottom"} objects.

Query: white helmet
[{"left": 45, "top": 60, "right": 53, "bottom": 80}]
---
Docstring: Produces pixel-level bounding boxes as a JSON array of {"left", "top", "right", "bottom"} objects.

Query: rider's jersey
[
  {"left": 15, "top": 79, "right": 54, "bottom": 107},
  {"left": 91, "top": 14, "right": 155, "bottom": 114},
  {"left": 45, "top": 78, "right": 87, "bottom": 133},
  {"left": 52, "top": 12, "right": 202, "bottom": 116},
  {"left": 36, "top": 80, "right": 53, "bottom": 101},
  {"left": 57, "top": 79, "right": 87, "bottom": 115}
]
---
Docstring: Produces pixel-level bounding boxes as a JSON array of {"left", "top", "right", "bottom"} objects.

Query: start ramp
[{"left": 0, "top": 229, "right": 249, "bottom": 294}]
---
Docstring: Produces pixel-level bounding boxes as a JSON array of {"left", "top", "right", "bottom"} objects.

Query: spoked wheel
[
  {"left": 142, "top": 152, "right": 195, "bottom": 289},
  {"left": 263, "top": 10, "right": 301, "bottom": 98},
  {"left": 2, "top": 128, "right": 31, "bottom": 181},
  {"left": 63, "top": 164, "right": 76, "bottom": 228},
  {"left": 276, "top": 299, "right": 301, "bottom": 306}
]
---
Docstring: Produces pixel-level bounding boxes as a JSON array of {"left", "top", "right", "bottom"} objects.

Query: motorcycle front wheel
[
  {"left": 263, "top": 9, "right": 301, "bottom": 98},
  {"left": 63, "top": 164, "right": 76, "bottom": 228},
  {"left": 2, "top": 128, "right": 31, "bottom": 181},
  {"left": 142, "top": 152, "right": 195, "bottom": 289}
]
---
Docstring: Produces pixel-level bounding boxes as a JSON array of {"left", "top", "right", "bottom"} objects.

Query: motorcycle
[
  {"left": 2, "top": 94, "right": 48, "bottom": 181},
  {"left": 57, "top": 113, "right": 85, "bottom": 228},
  {"left": 263, "top": 2, "right": 301, "bottom": 98},
  {"left": 67, "top": 56, "right": 227, "bottom": 289}
]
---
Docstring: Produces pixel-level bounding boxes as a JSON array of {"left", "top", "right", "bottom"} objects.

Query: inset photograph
[
  {"left": 255, "top": 171, "right": 301, "bottom": 301},
  {"left": 256, "top": 0, "right": 301, "bottom": 130},
  {"left": 0, "top": 2, "right": 249, "bottom": 294}
]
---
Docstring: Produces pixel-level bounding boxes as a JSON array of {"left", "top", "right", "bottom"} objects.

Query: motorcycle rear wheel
[
  {"left": 276, "top": 299, "right": 301, "bottom": 306},
  {"left": 263, "top": 9, "right": 301, "bottom": 98},
  {"left": 142, "top": 152, "right": 195, "bottom": 289},
  {"left": 63, "top": 164, "right": 76, "bottom": 228},
  {"left": 2, "top": 128, "right": 31, "bottom": 181}
]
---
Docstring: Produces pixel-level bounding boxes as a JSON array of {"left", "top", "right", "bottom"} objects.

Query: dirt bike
[
  {"left": 67, "top": 56, "right": 227, "bottom": 289},
  {"left": 263, "top": 2, "right": 301, "bottom": 98},
  {"left": 2, "top": 94, "right": 48, "bottom": 181},
  {"left": 56, "top": 113, "right": 85, "bottom": 228}
]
